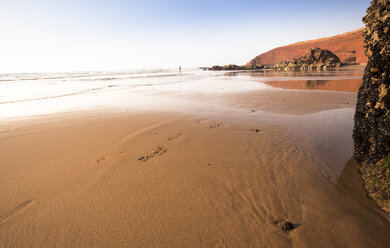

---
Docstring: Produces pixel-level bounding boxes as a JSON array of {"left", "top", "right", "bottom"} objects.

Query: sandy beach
[{"left": 1, "top": 67, "right": 389, "bottom": 247}]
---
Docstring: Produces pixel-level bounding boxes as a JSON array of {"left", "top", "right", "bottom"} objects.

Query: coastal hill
[{"left": 248, "top": 28, "right": 366, "bottom": 66}]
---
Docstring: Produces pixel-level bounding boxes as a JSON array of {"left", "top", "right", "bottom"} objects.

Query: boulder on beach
[{"left": 273, "top": 47, "right": 342, "bottom": 71}]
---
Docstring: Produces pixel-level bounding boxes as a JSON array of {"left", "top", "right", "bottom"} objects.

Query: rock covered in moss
[
  {"left": 353, "top": 0, "right": 390, "bottom": 212},
  {"left": 361, "top": 154, "right": 390, "bottom": 212},
  {"left": 273, "top": 47, "right": 341, "bottom": 71}
]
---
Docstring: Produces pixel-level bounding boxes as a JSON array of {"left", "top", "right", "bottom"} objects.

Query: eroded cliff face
[{"left": 353, "top": 0, "right": 390, "bottom": 212}]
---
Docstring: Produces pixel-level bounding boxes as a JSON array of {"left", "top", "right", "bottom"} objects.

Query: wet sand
[
  {"left": 1, "top": 67, "right": 389, "bottom": 247},
  {"left": 264, "top": 79, "right": 362, "bottom": 93},
  {"left": 1, "top": 88, "right": 390, "bottom": 248}
]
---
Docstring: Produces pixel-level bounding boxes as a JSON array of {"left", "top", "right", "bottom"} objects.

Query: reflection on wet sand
[
  {"left": 265, "top": 79, "right": 362, "bottom": 92},
  {"left": 223, "top": 64, "right": 365, "bottom": 79}
]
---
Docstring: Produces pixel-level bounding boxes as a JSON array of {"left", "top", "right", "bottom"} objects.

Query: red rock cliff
[{"left": 248, "top": 28, "right": 367, "bottom": 66}]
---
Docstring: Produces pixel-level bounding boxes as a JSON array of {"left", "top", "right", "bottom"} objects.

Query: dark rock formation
[
  {"left": 273, "top": 47, "right": 341, "bottom": 71},
  {"left": 353, "top": 0, "right": 390, "bottom": 212},
  {"left": 204, "top": 64, "right": 267, "bottom": 71},
  {"left": 279, "top": 221, "right": 295, "bottom": 232}
]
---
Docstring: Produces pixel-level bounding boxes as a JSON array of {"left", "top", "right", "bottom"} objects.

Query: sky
[{"left": 0, "top": 0, "right": 371, "bottom": 73}]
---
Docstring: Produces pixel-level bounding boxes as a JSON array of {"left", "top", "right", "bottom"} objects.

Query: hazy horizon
[{"left": 0, "top": 0, "right": 370, "bottom": 73}]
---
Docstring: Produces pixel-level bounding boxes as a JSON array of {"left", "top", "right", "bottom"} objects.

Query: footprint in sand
[
  {"left": 138, "top": 146, "right": 167, "bottom": 162},
  {"left": 195, "top": 119, "right": 208, "bottom": 124},
  {"left": 210, "top": 124, "right": 222, "bottom": 129},
  {"left": 97, "top": 152, "right": 127, "bottom": 163},
  {"left": 213, "top": 239, "right": 226, "bottom": 248},
  {"left": 0, "top": 200, "right": 36, "bottom": 225},
  {"left": 168, "top": 133, "right": 182, "bottom": 141}
]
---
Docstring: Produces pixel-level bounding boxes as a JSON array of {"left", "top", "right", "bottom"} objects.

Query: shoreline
[{"left": 1, "top": 67, "right": 389, "bottom": 247}]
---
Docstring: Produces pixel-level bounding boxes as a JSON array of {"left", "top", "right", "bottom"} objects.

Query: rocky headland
[
  {"left": 248, "top": 28, "right": 367, "bottom": 66},
  {"left": 204, "top": 48, "right": 351, "bottom": 72},
  {"left": 353, "top": 0, "right": 390, "bottom": 212},
  {"left": 273, "top": 47, "right": 342, "bottom": 71}
]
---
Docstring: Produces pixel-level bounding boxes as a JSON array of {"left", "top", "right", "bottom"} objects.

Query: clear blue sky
[{"left": 0, "top": 0, "right": 371, "bottom": 72}]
